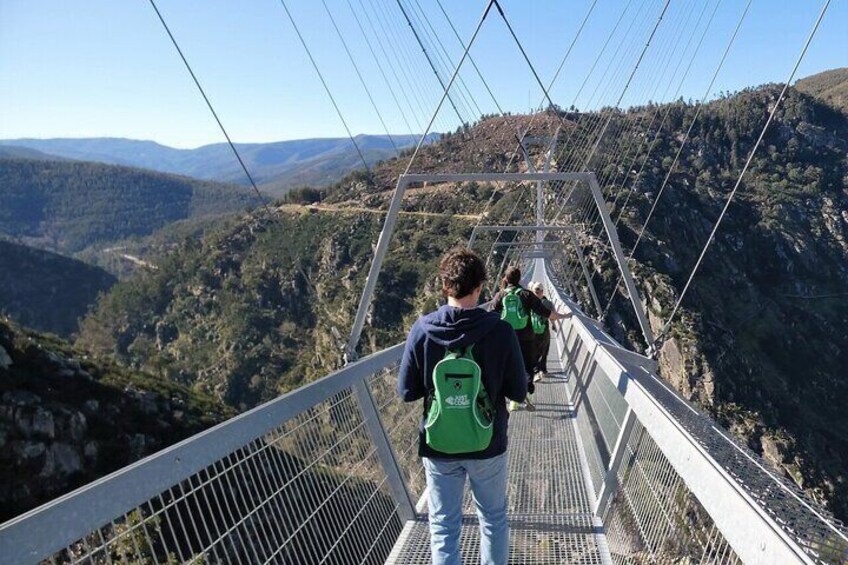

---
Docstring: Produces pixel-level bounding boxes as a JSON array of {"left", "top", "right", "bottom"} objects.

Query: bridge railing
[
  {"left": 0, "top": 344, "right": 422, "bottom": 565},
  {"left": 541, "top": 260, "right": 848, "bottom": 565}
]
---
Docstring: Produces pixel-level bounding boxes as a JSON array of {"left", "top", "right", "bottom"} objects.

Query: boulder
[
  {"left": 0, "top": 345, "right": 11, "bottom": 370},
  {"left": 31, "top": 409, "right": 55, "bottom": 439},
  {"left": 41, "top": 443, "right": 83, "bottom": 477}
]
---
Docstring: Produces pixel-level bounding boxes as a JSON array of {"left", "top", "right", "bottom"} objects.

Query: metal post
[
  {"left": 568, "top": 227, "right": 604, "bottom": 319},
  {"left": 495, "top": 246, "right": 513, "bottom": 286},
  {"left": 594, "top": 407, "right": 637, "bottom": 516},
  {"left": 517, "top": 136, "right": 557, "bottom": 245},
  {"left": 586, "top": 173, "right": 655, "bottom": 348},
  {"left": 540, "top": 138, "right": 556, "bottom": 243},
  {"left": 344, "top": 177, "right": 410, "bottom": 362},
  {"left": 353, "top": 380, "right": 416, "bottom": 522}
]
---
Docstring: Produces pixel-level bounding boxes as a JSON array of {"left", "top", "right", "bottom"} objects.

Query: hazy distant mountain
[
  {"left": 0, "top": 134, "right": 439, "bottom": 195},
  {"left": 0, "top": 145, "right": 65, "bottom": 161}
]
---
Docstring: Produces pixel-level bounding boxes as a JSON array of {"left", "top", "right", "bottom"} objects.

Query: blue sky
[{"left": 1, "top": 0, "right": 845, "bottom": 148}]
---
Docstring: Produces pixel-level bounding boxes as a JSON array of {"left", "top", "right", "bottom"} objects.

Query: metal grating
[
  {"left": 369, "top": 368, "right": 428, "bottom": 504},
  {"left": 387, "top": 345, "right": 611, "bottom": 564},
  {"left": 391, "top": 513, "right": 608, "bottom": 565},
  {"left": 603, "top": 421, "right": 744, "bottom": 564}
]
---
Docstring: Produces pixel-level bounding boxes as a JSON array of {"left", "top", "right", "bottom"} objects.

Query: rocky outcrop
[{"left": 0, "top": 318, "right": 230, "bottom": 522}]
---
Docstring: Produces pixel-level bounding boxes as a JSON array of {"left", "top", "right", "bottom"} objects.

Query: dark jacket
[
  {"left": 397, "top": 305, "right": 527, "bottom": 459},
  {"left": 538, "top": 297, "right": 555, "bottom": 332},
  {"left": 490, "top": 286, "right": 552, "bottom": 342}
]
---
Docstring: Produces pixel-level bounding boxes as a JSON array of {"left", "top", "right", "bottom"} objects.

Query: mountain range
[{"left": 0, "top": 133, "right": 438, "bottom": 195}]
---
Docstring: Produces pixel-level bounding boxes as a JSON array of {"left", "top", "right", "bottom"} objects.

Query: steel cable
[
  {"left": 278, "top": 0, "right": 371, "bottom": 173},
  {"left": 147, "top": 0, "right": 270, "bottom": 211},
  {"left": 656, "top": 0, "right": 833, "bottom": 346}
]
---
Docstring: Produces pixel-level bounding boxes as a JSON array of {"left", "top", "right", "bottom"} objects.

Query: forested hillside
[
  {"left": 796, "top": 67, "right": 848, "bottom": 113},
  {"left": 0, "top": 145, "right": 63, "bottom": 161},
  {"left": 76, "top": 82, "right": 848, "bottom": 519},
  {"left": 77, "top": 207, "right": 485, "bottom": 409},
  {"left": 0, "top": 239, "right": 116, "bottom": 336},
  {"left": 601, "top": 85, "right": 848, "bottom": 519},
  {"left": 0, "top": 158, "right": 264, "bottom": 254}
]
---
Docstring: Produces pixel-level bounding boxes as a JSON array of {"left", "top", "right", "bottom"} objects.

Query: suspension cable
[
  {"left": 656, "top": 0, "right": 832, "bottom": 346},
  {"left": 433, "top": 0, "right": 504, "bottom": 115},
  {"left": 405, "top": 0, "right": 483, "bottom": 119},
  {"left": 147, "top": 0, "right": 268, "bottom": 208},
  {"left": 278, "top": 0, "right": 371, "bottom": 173},
  {"left": 344, "top": 0, "right": 421, "bottom": 135},
  {"left": 566, "top": 0, "right": 703, "bottom": 236},
  {"left": 395, "top": 0, "right": 493, "bottom": 171},
  {"left": 491, "top": 0, "right": 590, "bottom": 166},
  {"left": 612, "top": 0, "right": 721, "bottom": 226},
  {"left": 470, "top": 0, "right": 601, "bottom": 234},
  {"left": 320, "top": 0, "right": 400, "bottom": 155},
  {"left": 399, "top": 0, "right": 494, "bottom": 177},
  {"left": 600, "top": 0, "right": 752, "bottom": 318},
  {"left": 551, "top": 0, "right": 672, "bottom": 228},
  {"left": 395, "top": 0, "right": 470, "bottom": 127},
  {"left": 629, "top": 0, "right": 753, "bottom": 258},
  {"left": 366, "top": 0, "right": 456, "bottom": 137}
]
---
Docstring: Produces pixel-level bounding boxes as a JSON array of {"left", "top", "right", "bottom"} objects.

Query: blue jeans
[{"left": 423, "top": 452, "right": 509, "bottom": 565}]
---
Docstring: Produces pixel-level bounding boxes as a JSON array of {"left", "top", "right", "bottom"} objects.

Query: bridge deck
[{"left": 387, "top": 348, "right": 611, "bottom": 564}]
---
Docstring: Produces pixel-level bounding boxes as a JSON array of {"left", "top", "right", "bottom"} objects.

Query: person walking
[
  {"left": 398, "top": 247, "right": 527, "bottom": 565},
  {"left": 490, "top": 267, "right": 571, "bottom": 411},
  {"left": 529, "top": 281, "right": 556, "bottom": 382}
]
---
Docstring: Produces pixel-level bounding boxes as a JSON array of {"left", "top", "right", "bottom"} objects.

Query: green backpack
[
  {"left": 424, "top": 346, "right": 494, "bottom": 454},
  {"left": 501, "top": 287, "right": 528, "bottom": 330},
  {"left": 531, "top": 310, "right": 547, "bottom": 335}
]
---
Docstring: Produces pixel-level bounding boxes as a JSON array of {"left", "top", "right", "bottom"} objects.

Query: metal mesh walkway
[{"left": 386, "top": 348, "right": 611, "bottom": 564}]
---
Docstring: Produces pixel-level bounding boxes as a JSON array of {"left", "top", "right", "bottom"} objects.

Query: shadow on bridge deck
[{"left": 387, "top": 348, "right": 611, "bottom": 564}]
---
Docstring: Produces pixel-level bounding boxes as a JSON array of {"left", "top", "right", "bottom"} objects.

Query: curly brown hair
[{"left": 438, "top": 247, "right": 486, "bottom": 299}]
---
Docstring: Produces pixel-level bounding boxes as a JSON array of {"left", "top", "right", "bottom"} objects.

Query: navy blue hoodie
[{"left": 397, "top": 304, "right": 527, "bottom": 459}]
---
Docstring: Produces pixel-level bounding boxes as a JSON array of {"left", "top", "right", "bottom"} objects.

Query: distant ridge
[
  {"left": 796, "top": 67, "right": 848, "bottom": 114},
  {"left": 0, "top": 145, "right": 65, "bottom": 161},
  {"left": 0, "top": 133, "right": 439, "bottom": 195}
]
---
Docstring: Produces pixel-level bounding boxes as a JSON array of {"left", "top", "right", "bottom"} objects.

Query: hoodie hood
[{"left": 418, "top": 304, "right": 502, "bottom": 349}]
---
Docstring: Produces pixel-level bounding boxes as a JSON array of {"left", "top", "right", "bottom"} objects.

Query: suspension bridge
[{"left": 1, "top": 0, "right": 846, "bottom": 563}]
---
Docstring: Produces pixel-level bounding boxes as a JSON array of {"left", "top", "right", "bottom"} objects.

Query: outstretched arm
[
  {"left": 549, "top": 310, "right": 572, "bottom": 321},
  {"left": 397, "top": 323, "right": 425, "bottom": 402}
]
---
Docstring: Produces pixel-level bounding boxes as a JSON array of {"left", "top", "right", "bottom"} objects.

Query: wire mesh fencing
[
  {"left": 368, "top": 368, "right": 427, "bottom": 506},
  {"left": 603, "top": 420, "right": 742, "bottom": 564},
  {"left": 1, "top": 349, "right": 417, "bottom": 565}
]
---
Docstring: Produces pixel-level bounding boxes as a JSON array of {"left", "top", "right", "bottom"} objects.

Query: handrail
[
  {"left": 540, "top": 258, "right": 847, "bottom": 564},
  {"left": 0, "top": 344, "right": 404, "bottom": 563}
]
